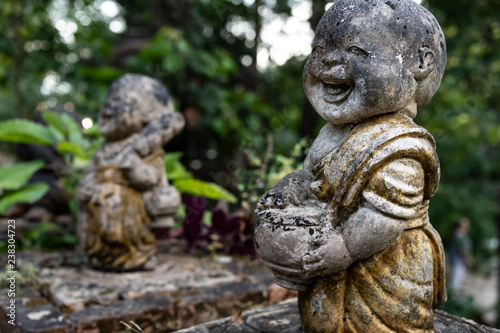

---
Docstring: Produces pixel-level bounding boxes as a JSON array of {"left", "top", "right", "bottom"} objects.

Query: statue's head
[
  {"left": 303, "top": 0, "right": 446, "bottom": 124},
  {"left": 99, "top": 74, "right": 174, "bottom": 141}
]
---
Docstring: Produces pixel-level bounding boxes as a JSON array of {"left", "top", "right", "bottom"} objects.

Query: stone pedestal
[
  {"left": 176, "top": 298, "right": 500, "bottom": 333},
  {"left": 0, "top": 242, "right": 274, "bottom": 333}
]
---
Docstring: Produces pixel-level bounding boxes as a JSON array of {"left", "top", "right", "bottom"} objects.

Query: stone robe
[{"left": 298, "top": 113, "right": 446, "bottom": 332}]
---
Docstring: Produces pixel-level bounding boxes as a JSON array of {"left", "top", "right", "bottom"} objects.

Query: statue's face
[
  {"left": 303, "top": 2, "right": 418, "bottom": 124},
  {"left": 98, "top": 88, "right": 143, "bottom": 141}
]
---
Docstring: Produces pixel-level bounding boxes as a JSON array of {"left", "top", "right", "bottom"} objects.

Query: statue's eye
[
  {"left": 347, "top": 45, "right": 370, "bottom": 56},
  {"left": 312, "top": 44, "right": 324, "bottom": 55}
]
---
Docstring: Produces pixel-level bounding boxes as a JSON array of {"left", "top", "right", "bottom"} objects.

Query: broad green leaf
[
  {"left": 0, "top": 182, "right": 49, "bottom": 214},
  {"left": 42, "top": 111, "right": 80, "bottom": 139},
  {"left": 83, "top": 124, "right": 101, "bottom": 138},
  {"left": 0, "top": 160, "right": 45, "bottom": 191},
  {"left": 164, "top": 153, "right": 191, "bottom": 180},
  {"left": 47, "top": 125, "right": 65, "bottom": 143},
  {"left": 203, "top": 210, "right": 212, "bottom": 226},
  {"left": 77, "top": 66, "right": 124, "bottom": 80},
  {"left": 61, "top": 113, "right": 80, "bottom": 134},
  {"left": 0, "top": 119, "right": 58, "bottom": 145},
  {"left": 57, "top": 142, "right": 89, "bottom": 159},
  {"left": 173, "top": 178, "right": 236, "bottom": 203},
  {"left": 164, "top": 152, "right": 183, "bottom": 165},
  {"left": 42, "top": 111, "right": 68, "bottom": 136}
]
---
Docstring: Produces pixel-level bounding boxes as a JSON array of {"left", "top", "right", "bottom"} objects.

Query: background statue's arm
[
  {"left": 116, "top": 149, "right": 162, "bottom": 190},
  {"left": 77, "top": 159, "right": 97, "bottom": 203},
  {"left": 302, "top": 158, "right": 425, "bottom": 278},
  {"left": 134, "top": 112, "right": 185, "bottom": 157}
]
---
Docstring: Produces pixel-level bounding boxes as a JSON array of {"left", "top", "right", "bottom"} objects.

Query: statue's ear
[{"left": 414, "top": 46, "right": 436, "bottom": 80}]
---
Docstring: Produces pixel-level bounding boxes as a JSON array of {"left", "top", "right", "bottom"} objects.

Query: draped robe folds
[
  {"left": 298, "top": 112, "right": 446, "bottom": 332},
  {"left": 85, "top": 137, "right": 163, "bottom": 271}
]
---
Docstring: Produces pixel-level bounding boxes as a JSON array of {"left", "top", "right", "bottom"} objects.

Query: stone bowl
[{"left": 254, "top": 200, "right": 327, "bottom": 291}]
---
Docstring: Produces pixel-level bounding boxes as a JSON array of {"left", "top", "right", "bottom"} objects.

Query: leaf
[
  {"left": 0, "top": 182, "right": 49, "bottom": 214},
  {"left": 164, "top": 153, "right": 191, "bottom": 180},
  {"left": 41, "top": 111, "right": 68, "bottom": 136},
  {"left": 0, "top": 160, "right": 45, "bottom": 191},
  {"left": 83, "top": 124, "right": 101, "bottom": 138},
  {"left": 173, "top": 178, "right": 237, "bottom": 203},
  {"left": 41, "top": 111, "right": 81, "bottom": 138},
  {"left": 57, "top": 142, "right": 90, "bottom": 159},
  {"left": 77, "top": 66, "right": 124, "bottom": 81},
  {"left": 0, "top": 119, "right": 58, "bottom": 145},
  {"left": 24, "top": 221, "right": 63, "bottom": 241}
]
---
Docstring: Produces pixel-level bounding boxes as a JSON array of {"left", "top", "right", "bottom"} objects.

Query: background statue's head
[
  {"left": 303, "top": 0, "right": 446, "bottom": 124},
  {"left": 99, "top": 74, "right": 174, "bottom": 141}
]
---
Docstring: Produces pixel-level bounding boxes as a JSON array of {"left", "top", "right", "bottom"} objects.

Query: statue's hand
[
  {"left": 301, "top": 234, "right": 350, "bottom": 279},
  {"left": 169, "top": 112, "right": 185, "bottom": 134},
  {"left": 256, "top": 185, "right": 302, "bottom": 212},
  {"left": 255, "top": 172, "right": 313, "bottom": 212},
  {"left": 116, "top": 149, "right": 141, "bottom": 170}
]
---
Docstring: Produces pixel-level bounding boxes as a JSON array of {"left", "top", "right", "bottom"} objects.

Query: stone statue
[
  {"left": 254, "top": 0, "right": 447, "bottom": 331},
  {"left": 77, "top": 74, "right": 185, "bottom": 271}
]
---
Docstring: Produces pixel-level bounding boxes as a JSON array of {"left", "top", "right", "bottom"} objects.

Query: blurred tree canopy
[
  {"left": 420, "top": 0, "right": 500, "bottom": 264},
  {"left": 0, "top": 0, "right": 499, "bottom": 264}
]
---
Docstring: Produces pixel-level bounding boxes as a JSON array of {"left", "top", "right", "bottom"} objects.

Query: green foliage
[
  {"left": 164, "top": 152, "right": 192, "bottom": 180},
  {"left": 0, "top": 160, "right": 44, "bottom": 190},
  {"left": 23, "top": 221, "right": 77, "bottom": 249},
  {"left": 236, "top": 138, "right": 309, "bottom": 212},
  {"left": 0, "top": 111, "right": 101, "bottom": 218},
  {"left": 0, "top": 119, "right": 58, "bottom": 145},
  {"left": 174, "top": 178, "right": 237, "bottom": 204},
  {"left": 42, "top": 110, "right": 79, "bottom": 137},
  {"left": 0, "top": 160, "right": 49, "bottom": 214},
  {"left": 165, "top": 152, "right": 237, "bottom": 203},
  {"left": 416, "top": 0, "right": 500, "bottom": 265},
  {"left": 57, "top": 141, "right": 91, "bottom": 160},
  {"left": 0, "top": 182, "right": 49, "bottom": 215},
  {"left": 0, "top": 220, "right": 77, "bottom": 253}
]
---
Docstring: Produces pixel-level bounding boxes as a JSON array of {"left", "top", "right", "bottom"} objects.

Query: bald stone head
[
  {"left": 98, "top": 74, "right": 174, "bottom": 141},
  {"left": 303, "top": 0, "right": 446, "bottom": 124}
]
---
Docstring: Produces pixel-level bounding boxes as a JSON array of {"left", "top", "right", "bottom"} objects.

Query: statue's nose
[
  {"left": 100, "top": 106, "right": 113, "bottom": 117},
  {"left": 322, "top": 53, "right": 342, "bottom": 67}
]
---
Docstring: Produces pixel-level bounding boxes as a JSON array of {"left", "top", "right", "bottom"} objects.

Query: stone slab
[
  {"left": 0, "top": 240, "right": 276, "bottom": 333},
  {"left": 176, "top": 298, "right": 500, "bottom": 333}
]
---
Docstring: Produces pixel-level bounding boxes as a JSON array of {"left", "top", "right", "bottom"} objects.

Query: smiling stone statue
[
  {"left": 254, "top": 0, "right": 447, "bottom": 331},
  {"left": 77, "top": 74, "right": 184, "bottom": 271}
]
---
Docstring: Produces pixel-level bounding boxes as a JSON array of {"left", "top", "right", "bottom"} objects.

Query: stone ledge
[
  {"left": 175, "top": 298, "right": 500, "bottom": 333},
  {"left": 0, "top": 244, "right": 276, "bottom": 333}
]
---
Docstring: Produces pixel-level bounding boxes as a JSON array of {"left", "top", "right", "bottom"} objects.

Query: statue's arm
[
  {"left": 117, "top": 150, "right": 162, "bottom": 190},
  {"left": 302, "top": 158, "right": 425, "bottom": 278},
  {"left": 77, "top": 160, "right": 97, "bottom": 203},
  {"left": 134, "top": 112, "right": 185, "bottom": 157}
]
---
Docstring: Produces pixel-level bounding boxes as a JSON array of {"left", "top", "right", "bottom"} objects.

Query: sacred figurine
[
  {"left": 77, "top": 74, "right": 184, "bottom": 271},
  {"left": 255, "top": 0, "right": 447, "bottom": 331}
]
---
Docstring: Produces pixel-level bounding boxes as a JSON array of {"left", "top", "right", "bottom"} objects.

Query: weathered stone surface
[
  {"left": 0, "top": 246, "right": 276, "bottom": 333},
  {"left": 77, "top": 74, "right": 184, "bottom": 271},
  {"left": 254, "top": 0, "right": 450, "bottom": 331},
  {"left": 0, "top": 302, "right": 71, "bottom": 333},
  {"left": 176, "top": 299, "right": 500, "bottom": 333}
]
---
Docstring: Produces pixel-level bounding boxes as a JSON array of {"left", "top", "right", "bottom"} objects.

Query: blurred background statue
[{"left": 77, "top": 74, "right": 184, "bottom": 271}]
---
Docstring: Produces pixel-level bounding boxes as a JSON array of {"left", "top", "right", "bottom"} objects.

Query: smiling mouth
[{"left": 322, "top": 81, "right": 353, "bottom": 104}]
